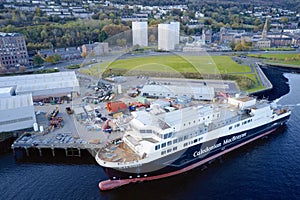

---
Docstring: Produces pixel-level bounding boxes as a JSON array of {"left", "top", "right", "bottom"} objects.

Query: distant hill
[{"left": 109, "top": 0, "right": 300, "bottom": 12}]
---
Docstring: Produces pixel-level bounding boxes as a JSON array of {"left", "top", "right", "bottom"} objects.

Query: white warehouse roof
[
  {"left": 0, "top": 87, "right": 15, "bottom": 98},
  {"left": 0, "top": 93, "right": 33, "bottom": 110},
  {"left": 0, "top": 72, "right": 79, "bottom": 97},
  {"left": 141, "top": 84, "right": 215, "bottom": 100},
  {"left": 0, "top": 93, "right": 36, "bottom": 132}
]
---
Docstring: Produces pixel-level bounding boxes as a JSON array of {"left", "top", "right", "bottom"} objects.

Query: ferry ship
[{"left": 96, "top": 94, "right": 291, "bottom": 190}]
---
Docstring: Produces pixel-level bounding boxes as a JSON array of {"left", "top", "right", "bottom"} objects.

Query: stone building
[{"left": 0, "top": 32, "right": 29, "bottom": 69}]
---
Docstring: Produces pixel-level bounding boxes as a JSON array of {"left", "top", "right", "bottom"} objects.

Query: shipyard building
[
  {"left": 141, "top": 84, "right": 215, "bottom": 100},
  {"left": 0, "top": 72, "right": 80, "bottom": 132},
  {"left": 0, "top": 71, "right": 80, "bottom": 101},
  {"left": 0, "top": 90, "right": 36, "bottom": 132}
]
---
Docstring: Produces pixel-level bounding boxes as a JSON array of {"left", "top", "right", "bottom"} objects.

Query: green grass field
[
  {"left": 264, "top": 60, "right": 300, "bottom": 68},
  {"left": 83, "top": 55, "right": 251, "bottom": 74},
  {"left": 248, "top": 53, "right": 299, "bottom": 60},
  {"left": 79, "top": 55, "right": 264, "bottom": 92},
  {"left": 247, "top": 53, "right": 300, "bottom": 67}
]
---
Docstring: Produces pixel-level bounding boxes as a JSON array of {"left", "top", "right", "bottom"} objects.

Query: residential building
[
  {"left": 158, "top": 22, "right": 180, "bottom": 51},
  {"left": 0, "top": 32, "right": 29, "bottom": 69},
  {"left": 82, "top": 42, "right": 108, "bottom": 57},
  {"left": 132, "top": 21, "right": 148, "bottom": 47}
]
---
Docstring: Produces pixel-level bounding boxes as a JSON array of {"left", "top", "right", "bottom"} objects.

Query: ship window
[
  {"left": 155, "top": 145, "right": 160, "bottom": 150},
  {"left": 248, "top": 119, "right": 251, "bottom": 123},
  {"left": 178, "top": 137, "right": 183, "bottom": 142},
  {"left": 184, "top": 135, "right": 188, "bottom": 140},
  {"left": 194, "top": 139, "right": 198, "bottom": 143},
  {"left": 167, "top": 141, "right": 172, "bottom": 146},
  {"left": 161, "top": 151, "right": 166, "bottom": 155},
  {"left": 168, "top": 132, "right": 173, "bottom": 138},
  {"left": 183, "top": 143, "right": 188, "bottom": 147},
  {"left": 164, "top": 134, "right": 168, "bottom": 139},
  {"left": 173, "top": 139, "right": 178, "bottom": 144},
  {"left": 167, "top": 149, "right": 172, "bottom": 153},
  {"left": 161, "top": 143, "right": 166, "bottom": 148},
  {"left": 173, "top": 146, "right": 177, "bottom": 151},
  {"left": 229, "top": 126, "right": 232, "bottom": 130}
]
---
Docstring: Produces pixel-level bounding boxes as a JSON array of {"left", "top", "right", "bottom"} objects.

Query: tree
[
  {"left": 229, "top": 40, "right": 235, "bottom": 50},
  {"left": 234, "top": 42, "right": 243, "bottom": 51},
  {"left": 81, "top": 51, "right": 87, "bottom": 58},
  {"left": 99, "top": 13, "right": 107, "bottom": 20},
  {"left": 102, "top": 24, "right": 130, "bottom": 37},
  {"left": 254, "top": 18, "right": 262, "bottom": 26},
  {"left": 149, "top": 34, "right": 156, "bottom": 43},
  {"left": 53, "top": 53, "right": 62, "bottom": 62},
  {"left": 99, "top": 30, "right": 108, "bottom": 42},
  {"left": 45, "top": 55, "right": 56, "bottom": 63},
  {"left": 109, "top": 13, "right": 115, "bottom": 19},
  {"left": 33, "top": 54, "right": 44, "bottom": 66},
  {"left": 241, "top": 38, "right": 246, "bottom": 47},
  {"left": 280, "top": 17, "right": 289, "bottom": 24}
]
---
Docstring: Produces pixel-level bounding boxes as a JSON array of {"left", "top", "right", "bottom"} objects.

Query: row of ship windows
[
  {"left": 155, "top": 136, "right": 204, "bottom": 151},
  {"left": 228, "top": 119, "right": 253, "bottom": 130},
  {"left": 183, "top": 137, "right": 203, "bottom": 147},
  {"left": 151, "top": 130, "right": 173, "bottom": 140},
  {"left": 161, "top": 146, "right": 178, "bottom": 155}
]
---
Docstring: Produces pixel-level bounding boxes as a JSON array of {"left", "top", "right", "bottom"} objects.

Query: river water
[{"left": 0, "top": 71, "right": 300, "bottom": 200}]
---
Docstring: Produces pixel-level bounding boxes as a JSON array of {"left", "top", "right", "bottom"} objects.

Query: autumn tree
[{"left": 149, "top": 34, "right": 156, "bottom": 43}]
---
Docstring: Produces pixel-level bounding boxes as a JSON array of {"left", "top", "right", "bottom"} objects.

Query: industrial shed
[
  {"left": 0, "top": 93, "right": 36, "bottom": 132},
  {"left": 141, "top": 84, "right": 215, "bottom": 100},
  {"left": 0, "top": 72, "right": 80, "bottom": 101}
]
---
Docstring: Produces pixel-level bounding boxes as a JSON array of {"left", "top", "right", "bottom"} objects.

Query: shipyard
[{"left": 8, "top": 70, "right": 240, "bottom": 160}]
